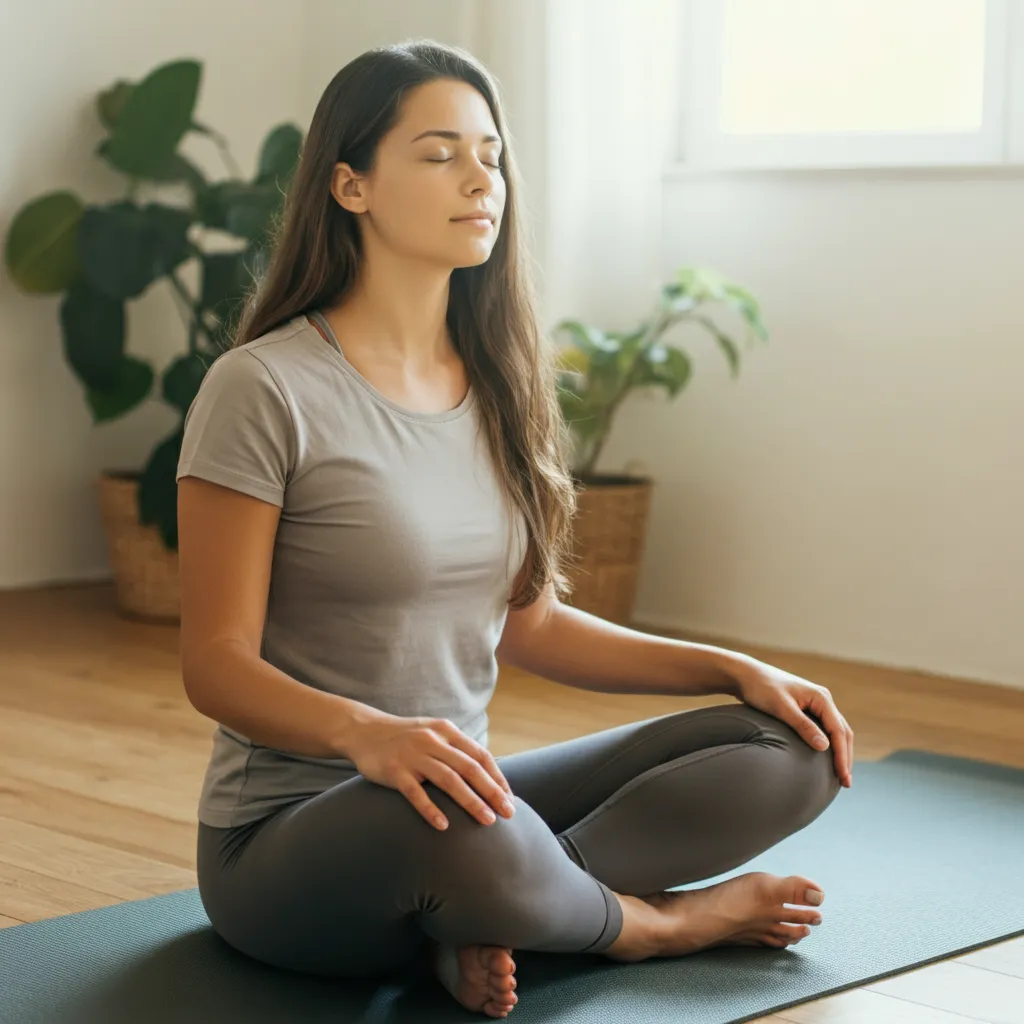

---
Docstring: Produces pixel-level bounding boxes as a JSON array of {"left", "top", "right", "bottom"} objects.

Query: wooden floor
[{"left": 1, "top": 580, "right": 1021, "bottom": 1022}]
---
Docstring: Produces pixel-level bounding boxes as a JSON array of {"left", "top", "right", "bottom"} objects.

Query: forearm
[
  {"left": 182, "top": 639, "right": 381, "bottom": 759},
  {"left": 507, "top": 602, "right": 749, "bottom": 698}
]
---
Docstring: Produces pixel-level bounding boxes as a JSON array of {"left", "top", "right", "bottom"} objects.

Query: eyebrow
[{"left": 410, "top": 129, "right": 501, "bottom": 145}]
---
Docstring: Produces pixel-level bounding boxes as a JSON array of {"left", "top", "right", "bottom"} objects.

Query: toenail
[{"left": 805, "top": 888, "right": 823, "bottom": 905}]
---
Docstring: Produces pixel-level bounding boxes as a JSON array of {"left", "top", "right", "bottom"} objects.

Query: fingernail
[
  {"left": 814, "top": 735, "right": 829, "bottom": 749},
  {"left": 805, "top": 888, "right": 823, "bottom": 905},
  {"left": 503, "top": 800, "right": 515, "bottom": 816}
]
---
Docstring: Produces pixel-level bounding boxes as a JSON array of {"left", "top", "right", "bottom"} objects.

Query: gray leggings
[{"left": 196, "top": 703, "right": 841, "bottom": 980}]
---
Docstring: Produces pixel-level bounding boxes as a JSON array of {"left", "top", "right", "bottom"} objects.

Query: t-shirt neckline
[{"left": 300, "top": 312, "right": 475, "bottom": 423}]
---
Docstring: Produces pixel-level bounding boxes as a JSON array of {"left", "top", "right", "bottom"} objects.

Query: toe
[
  {"left": 484, "top": 946, "right": 515, "bottom": 972},
  {"left": 773, "top": 923, "right": 811, "bottom": 942},
  {"left": 783, "top": 906, "right": 823, "bottom": 926},
  {"left": 788, "top": 876, "right": 824, "bottom": 906}
]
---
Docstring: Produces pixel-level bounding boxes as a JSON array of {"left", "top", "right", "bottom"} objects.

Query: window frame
[{"left": 672, "top": 0, "right": 1023, "bottom": 172}]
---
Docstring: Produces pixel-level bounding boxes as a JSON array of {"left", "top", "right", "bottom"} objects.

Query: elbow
[{"left": 180, "top": 637, "right": 236, "bottom": 718}]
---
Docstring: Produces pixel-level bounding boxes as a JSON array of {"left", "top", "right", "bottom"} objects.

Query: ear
[{"left": 330, "top": 162, "right": 368, "bottom": 215}]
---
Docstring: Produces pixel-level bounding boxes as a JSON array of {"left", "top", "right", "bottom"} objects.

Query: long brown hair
[{"left": 230, "top": 39, "right": 578, "bottom": 611}]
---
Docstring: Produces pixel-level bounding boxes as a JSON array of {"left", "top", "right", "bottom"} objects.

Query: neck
[{"left": 325, "top": 243, "right": 455, "bottom": 371}]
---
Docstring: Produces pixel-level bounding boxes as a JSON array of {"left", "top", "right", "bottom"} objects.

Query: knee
[
  {"left": 730, "top": 704, "right": 843, "bottom": 827},
  {"left": 416, "top": 786, "right": 541, "bottom": 887}
]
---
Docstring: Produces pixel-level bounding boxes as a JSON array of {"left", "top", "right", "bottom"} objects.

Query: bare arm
[{"left": 177, "top": 475, "right": 381, "bottom": 759}]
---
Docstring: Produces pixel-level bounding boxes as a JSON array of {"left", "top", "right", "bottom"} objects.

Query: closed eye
[{"left": 427, "top": 157, "right": 502, "bottom": 169}]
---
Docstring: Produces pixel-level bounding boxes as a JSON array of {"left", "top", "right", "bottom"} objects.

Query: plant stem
[
  {"left": 167, "top": 268, "right": 210, "bottom": 355},
  {"left": 206, "top": 128, "right": 243, "bottom": 179},
  {"left": 577, "top": 309, "right": 671, "bottom": 476}
]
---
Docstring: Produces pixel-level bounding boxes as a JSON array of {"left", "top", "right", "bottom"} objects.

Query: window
[{"left": 676, "top": 0, "right": 1024, "bottom": 170}]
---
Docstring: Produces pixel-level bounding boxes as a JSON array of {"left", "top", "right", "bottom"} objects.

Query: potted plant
[
  {"left": 3, "top": 58, "right": 303, "bottom": 622},
  {"left": 554, "top": 267, "right": 769, "bottom": 624}
]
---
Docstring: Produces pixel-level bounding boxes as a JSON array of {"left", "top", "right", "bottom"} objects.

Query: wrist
[
  {"left": 331, "top": 699, "right": 386, "bottom": 759},
  {"left": 705, "top": 647, "right": 756, "bottom": 699}
]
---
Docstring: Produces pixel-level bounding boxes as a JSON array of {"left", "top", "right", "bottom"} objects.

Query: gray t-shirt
[{"left": 176, "top": 311, "right": 528, "bottom": 828}]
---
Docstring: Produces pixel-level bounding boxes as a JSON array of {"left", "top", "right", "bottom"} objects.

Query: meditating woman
[{"left": 175, "top": 39, "right": 853, "bottom": 1019}]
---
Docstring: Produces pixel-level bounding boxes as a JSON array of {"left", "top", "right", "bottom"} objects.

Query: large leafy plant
[
  {"left": 3, "top": 58, "right": 303, "bottom": 548},
  {"left": 554, "top": 267, "right": 769, "bottom": 477}
]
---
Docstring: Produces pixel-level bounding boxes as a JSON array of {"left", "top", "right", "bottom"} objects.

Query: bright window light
[{"left": 719, "top": 0, "right": 988, "bottom": 136}]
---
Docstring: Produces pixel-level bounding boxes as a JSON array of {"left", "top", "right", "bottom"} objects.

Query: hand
[
  {"left": 345, "top": 711, "right": 517, "bottom": 830},
  {"left": 730, "top": 658, "right": 855, "bottom": 787}
]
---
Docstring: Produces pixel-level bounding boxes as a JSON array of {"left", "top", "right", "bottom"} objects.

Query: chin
[{"left": 451, "top": 246, "right": 495, "bottom": 269}]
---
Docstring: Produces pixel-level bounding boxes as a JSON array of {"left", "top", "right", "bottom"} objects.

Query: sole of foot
[
  {"left": 430, "top": 940, "right": 518, "bottom": 1018},
  {"left": 603, "top": 871, "right": 825, "bottom": 963}
]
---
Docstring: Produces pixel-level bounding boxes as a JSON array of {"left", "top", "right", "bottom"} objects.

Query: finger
[
  {"left": 399, "top": 777, "right": 450, "bottom": 830},
  {"left": 840, "top": 713, "right": 855, "bottom": 784},
  {"left": 423, "top": 759, "right": 500, "bottom": 826},
  {"left": 830, "top": 709, "right": 854, "bottom": 785},
  {"left": 807, "top": 693, "right": 850, "bottom": 781},
  {"left": 444, "top": 728, "right": 514, "bottom": 797},
  {"left": 436, "top": 743, "right": 515, "bottom": 819}
]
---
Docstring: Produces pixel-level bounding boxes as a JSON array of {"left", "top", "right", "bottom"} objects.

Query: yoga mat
[{"left": 1, "top": 748, "right": 1022, "bottom": 1024}]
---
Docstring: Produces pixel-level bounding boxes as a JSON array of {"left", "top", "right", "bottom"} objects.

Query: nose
[{"left": 466, "top": 158, "right": 493, "bottom": 195}]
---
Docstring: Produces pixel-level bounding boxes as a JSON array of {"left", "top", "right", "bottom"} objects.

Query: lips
[{"left": 452, "top": 212, "right": 494, "bottom": 222}]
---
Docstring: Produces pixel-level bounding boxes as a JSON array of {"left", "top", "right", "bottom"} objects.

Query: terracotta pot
[{"left": 96, "top": 472, "right": 181, "bottom": 623}]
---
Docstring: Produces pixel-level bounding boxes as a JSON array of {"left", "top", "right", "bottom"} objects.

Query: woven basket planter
[
  {"left": 94, "top": 470, "right": 653, "bottom": 628},
  {"left": 96, "top": 472, "right": 181, "bottom": 623},
  {"left": 565, "top": 473, "right": 653, "bottom": 626}
]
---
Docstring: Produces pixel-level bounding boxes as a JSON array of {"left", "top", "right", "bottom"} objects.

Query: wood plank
[
  {"left": 0, "top": 861, "right": 134, "bottom": 923},
  {"left": 763, "top": 985, "right": 991, "bottom": 1021},
  {"left": 957, "top": 935, "right": 1024, "bottom": 979},
  {"left": 867, "top": 960, "right": 1024, "bottom": 1023},
  {"left": 0, "top": 775, "right": 196, "bottom": 870},
  {"left": 0, "top": 815, "right": 195, "bottom": 902}
]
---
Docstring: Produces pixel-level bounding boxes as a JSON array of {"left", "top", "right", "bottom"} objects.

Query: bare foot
[
  {"left": 429, "top": 939, "right": 519, "bottom": 1018},
  {"left": 603, "top": 871, "right": 825, "bottom": 963}
]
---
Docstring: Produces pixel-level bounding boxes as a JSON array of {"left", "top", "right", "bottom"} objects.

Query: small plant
[
  {"left": 554, "top": 267, "right": 769, "bottom": 476},
  {"left": 3, "top": 58, "right": 303, "bottom": 548}
]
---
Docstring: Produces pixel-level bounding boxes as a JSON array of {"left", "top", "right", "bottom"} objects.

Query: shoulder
[{"left": 203, "top": 315, "right": 314, "bottom": 392}]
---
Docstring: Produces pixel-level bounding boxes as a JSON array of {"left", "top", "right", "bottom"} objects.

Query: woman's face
[{"left": 333, "top": 78, "right": 506, "bottom": 269}]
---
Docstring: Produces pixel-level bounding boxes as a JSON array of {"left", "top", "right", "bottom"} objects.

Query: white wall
[
  {"left": 3, "top": 0, "right": 1020, "bottom": 692},
  {"left": 0, "top": 0, "right": 310, "bottom": 587},
  {"left": 537, "top": 1, "right": 1024, "bottom": 690},
  {"left": 627, "top": 168, "right": 1024, "bottom": 690}
]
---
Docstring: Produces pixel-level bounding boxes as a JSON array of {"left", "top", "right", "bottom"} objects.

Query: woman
[{"left": 176, "top": 40, "right": 853, "bottom": 1019}]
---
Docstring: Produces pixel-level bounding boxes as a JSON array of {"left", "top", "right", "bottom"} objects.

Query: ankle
[{"left": 605, "top": 892, "right": 664, "bottom": 960}]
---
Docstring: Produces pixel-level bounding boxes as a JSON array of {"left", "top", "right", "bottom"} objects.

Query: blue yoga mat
[{"left": 1, "top": 748, "right": 1022, "bottom": 1023}]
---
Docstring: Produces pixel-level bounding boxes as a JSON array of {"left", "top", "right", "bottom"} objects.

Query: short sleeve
[{"left": 176, "top": 349, "right": 295, "bottom": 506}]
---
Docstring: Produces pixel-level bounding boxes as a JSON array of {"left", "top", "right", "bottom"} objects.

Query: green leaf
[
  {"left": 225, "top": 183, "right": 283, "bottom": 242},
  {"left": 96, "top": 80, "right": 134, "bottom": 132},
  {"left": 694, "top": 315, "right": 744, "bottom": 377},
  {"left": 635, "top": 343, "right": 693, "bottom": 397},
  {"left": 255, "top": 124, "right": 303, "bottom": 188},
  {"left": 195, "top": 181, "right": 282, "bottom": 244},
  {"left": 59, "top": 280, "right": 125, "bottom": 391},
  {"left": 78, "top": 201, "right": 192, "bottom": 299},
  {"left": 4, "top": 190, "right": 84, "bottom": 293},
  {"left": 97, "top": 138, "right": 206, "bottom": 189},
  {"left": 138, "top": 427, "right": 184, "bottom": 549},
  {"left": 162, "top": 351, "right": 209, "bottom": 413},
  {"left": 85, "top": 356, "right": 154, "bottom": 423},
  {"left": 721, "top": 282, "right": 769, "bottom": 341},
  {"left": 103, "top": 60, "right": 201, "bottom": 178},
  {"left": 200, "top": 251, "right": 246, "bottom": 316},
  {"left": 709, "top": 324, "right": 741, "bottom": 376},
  {"left": 611, "top": 327, "right": 648, "bottom": 376},
  {"left": 554, "top": 318, "right": 619, "bottom": 355}
]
